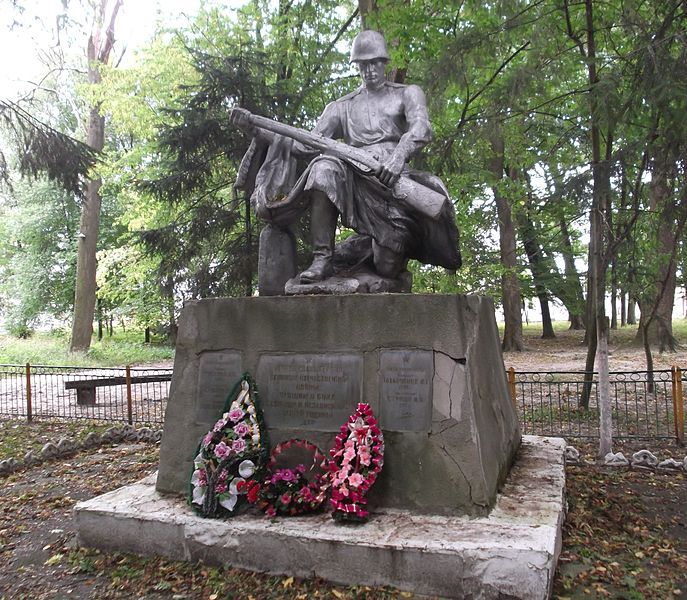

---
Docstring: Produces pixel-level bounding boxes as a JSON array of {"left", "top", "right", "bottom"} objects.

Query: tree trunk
[
  {"left": 635, "top": 153, "right": 683, "bottom": 352},
  {"left": 70, "top": 116, "right": 103, "bottom": 351},
  {"left": 559, "top": 216, "right": 586, "bottom": 329},
  {"left": 585, "top": 0, "right": 613, "bottom": 458},
  {"left": 97, "top": 297, "right": 103, "bottom": 341},
  {"left": 620, "top": 289, "right": 626, "bottom": 327},
  {"left": 69, "top": 0, "right": 122, "bottom": 352},
  {"left": 490, "top": 126, "right": 523, "bottom": 351},
  {"left": 577, "top": 0, "right": 613, "bottom": 422},
  {"left": 597, "top": 317, "right": 612, "bottom": 456},
  {"left": 512, "top": 169, "right": 555, "bottom": 339},
  {"left": 627, "top": 295, "right": 637, "bottom": 324},
  {"left": 610, "top": 258, "right": 618, "bottom": 329},
  {"left": 163, "top": 276, "right": 178, "bottom": 344},
  {"left": 358, "top": 0, "right": 376, "bottom": 28}
]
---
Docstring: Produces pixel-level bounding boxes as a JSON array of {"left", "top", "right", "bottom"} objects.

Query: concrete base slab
[{"left": 74, "top": 435, "right": 565, "bottom": 600}]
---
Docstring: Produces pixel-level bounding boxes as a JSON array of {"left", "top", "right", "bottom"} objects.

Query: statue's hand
[
  {"left": 230, "top": 107, "right": 259, "bottom": 137},
  {"left": 375, "top": 152, "right": 404, "bottom": 187}
]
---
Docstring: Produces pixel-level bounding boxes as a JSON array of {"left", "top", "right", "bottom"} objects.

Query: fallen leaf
[{"left": 44, "top": 553, "right": 64, "bottom": 566}]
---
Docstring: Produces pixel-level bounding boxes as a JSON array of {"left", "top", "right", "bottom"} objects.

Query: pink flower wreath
[
  {"left": 245, "top": 438, "right": 329, "bottom": 517},
  {"left": 327, "top": 403, "right": 384, "bottom": 522}
]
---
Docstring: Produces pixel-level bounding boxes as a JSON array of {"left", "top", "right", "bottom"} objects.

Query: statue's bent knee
[{"left": 372, "top": 241, "right": 404, "bottom": 279}]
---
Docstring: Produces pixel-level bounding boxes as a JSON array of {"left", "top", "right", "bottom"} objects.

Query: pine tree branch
[{"left": 0, "top": 99, "right": 98, "bottom": 197}]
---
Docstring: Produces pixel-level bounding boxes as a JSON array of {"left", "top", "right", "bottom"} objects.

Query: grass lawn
[{"left": 0, "top": 330, "right": 174, "bottom": 367}]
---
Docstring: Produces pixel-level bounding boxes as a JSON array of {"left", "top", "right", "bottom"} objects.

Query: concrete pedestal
[
  {"left": 74, "top": 436, "right": 565, "bottom": 600},
  {"left": 157, "top": 294, "right": 520, "bottom": 516}
]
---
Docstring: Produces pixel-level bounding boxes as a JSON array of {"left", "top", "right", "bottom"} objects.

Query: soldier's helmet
[{"left": 350, "top": 30, "right": 389, "bottom": 63}]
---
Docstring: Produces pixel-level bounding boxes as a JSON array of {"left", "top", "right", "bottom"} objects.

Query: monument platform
[{"left": 74, "top": 436, "right": 565, "bottom": 600}]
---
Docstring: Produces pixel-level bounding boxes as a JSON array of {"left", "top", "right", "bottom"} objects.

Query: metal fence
[
  {"left": 508, "top": 367, "right": 685, "bottom": 441},
  {"left": 0, "top": 364, "right": 172, "bottom": 425},
  {"left": 0, "top": 363, "right": 684, "bottom": 442}
]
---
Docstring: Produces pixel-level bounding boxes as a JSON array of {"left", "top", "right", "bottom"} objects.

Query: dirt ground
[{"left": 502, "top": 326, "right": 687, "bottom": 373}]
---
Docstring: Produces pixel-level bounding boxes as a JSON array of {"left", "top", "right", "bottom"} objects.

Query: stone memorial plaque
[
  {"left": 195, "top": 351, "right": 243, "bottom": 424},
  {"left": 379, "top": 350, "right": 433, "bottom": 432},
  {"left": 257, "top": 354, "right": 362, "bottom": 430}
]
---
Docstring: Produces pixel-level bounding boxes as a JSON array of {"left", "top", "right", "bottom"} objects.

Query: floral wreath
[
  {"left": 189, "top": 373, "right": 269, "bottom": 518},
  {"left": 328, "top": 403, "right": 384, "bottom": 523},
  {"left": 245, "top": 438, "right": 330, "bottom": 517}
]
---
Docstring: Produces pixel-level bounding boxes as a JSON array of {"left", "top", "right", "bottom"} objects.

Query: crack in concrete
[{"left": 439, "top": 444, "right": 479, "bottom": 508}]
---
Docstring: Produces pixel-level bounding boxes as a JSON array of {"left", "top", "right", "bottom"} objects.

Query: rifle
[{"left": 230, "top": 108, "right": 447, "bottom": 221}]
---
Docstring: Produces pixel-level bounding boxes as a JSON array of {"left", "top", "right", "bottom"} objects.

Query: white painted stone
[
  {"left": 122, "top": 424, "right": 138, "bottom": 442},
  {"left": 0, "top": 458, "right": 17, "bottom": 475},
  {"left": 81, "top": 432, "right": 101, "bottom": 449},
  {"left": 604, "top": 452, "right": 629, "bottom": 467},
  {"left": 564, "top": 446, "right": 580, "bottom": 464},
  {"left": 631, "top": 449, "right": 658, "bottom": 468},
  {"left": 23, "top": 450, "right": 40, "bottom": 467},
  {"left": 41, "top": 442, "right": 59, "bottom": 460},
  {"left": 57, "top": 437, "right": 77, "bottom": 455},
  {"left": 101, "top": 426, "right": 123, "bottom": 444},
  {"left": 74, "top": 435, "right": 565, "bottom": 600},
  {"left": 137, "top": 427, "right": 156, "bottom": 443},
  {"left": 657, "top": 458, "right": 683, "bottom": 471}
]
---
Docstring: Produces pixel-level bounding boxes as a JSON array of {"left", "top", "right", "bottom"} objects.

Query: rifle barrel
[{"left": 248, "top": 113, "right": 381, "bottom": 171}]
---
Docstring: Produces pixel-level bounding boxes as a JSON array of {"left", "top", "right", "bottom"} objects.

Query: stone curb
[
  {"left": 564, "top": 444, "right": 687, "bottom": 473},
  {"left": 0, "top": 423, "right": 163, "bottom": 477}
]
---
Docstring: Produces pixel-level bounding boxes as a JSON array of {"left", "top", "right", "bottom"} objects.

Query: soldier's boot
[{"left": 299, "top": 193, "right": 337, "bottom": 283}]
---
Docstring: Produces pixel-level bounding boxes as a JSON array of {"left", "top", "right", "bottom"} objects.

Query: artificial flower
[
  {"left": 238, "top": 459, "right": 255, "bottom": 478},
  {"left": 328, "top": 403, "right": 384, "bottom": 523},
  {"left": 189, "top": 374, "right": 269, "bottom": 518}
]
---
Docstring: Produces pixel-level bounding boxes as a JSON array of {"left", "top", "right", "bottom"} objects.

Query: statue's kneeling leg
[{"left": 372, "top": 240, "right": 405, "bottom": 279}]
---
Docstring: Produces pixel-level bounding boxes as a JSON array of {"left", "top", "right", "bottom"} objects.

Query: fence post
[
  {"left": 25, "top": 362, "right": 32, "bottom": 422},
  {"left": 125, "top": 365, "right": 133, "bottom": 425},
  {"left": 672, "top": 366, "right": 684, "bottom": 446},
  {"left": 507, "top": 367, "right": 517, "bottom": 409}
]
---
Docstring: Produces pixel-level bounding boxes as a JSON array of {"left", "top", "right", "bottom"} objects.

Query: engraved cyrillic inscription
[
  {"left": 195, "top": 351, "right": 243, "bottom": 424},
  {"left": 379, "top": 350, "right": 433, "bottom": 432},
  {"left": 257, "top": 354, "right": 362, "bottom": 430}
]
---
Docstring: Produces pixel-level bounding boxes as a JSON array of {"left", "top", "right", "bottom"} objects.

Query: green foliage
[
  {"left": 92, "top": 2, "right": 360, "bottom": 307},
  {"left": 0, "top": 99, "right": 97, "bottom": 199},
  {"left": 0, "top": 179, "right": 79, "bottom": 336},
  {"left": 2, "top": 0, "right": 687, "bottom": 339}
]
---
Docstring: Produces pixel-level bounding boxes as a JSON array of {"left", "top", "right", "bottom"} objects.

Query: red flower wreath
[
  {"left": 245, "top": 438, "right": 329, "bottom": 518},
  {"left": 328, "top": 403, "right": 384, "bottom": 523}
]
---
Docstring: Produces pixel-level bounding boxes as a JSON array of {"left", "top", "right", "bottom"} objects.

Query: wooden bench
[{"left": 65, "top": 374, "right": 172, "bottom": 405}]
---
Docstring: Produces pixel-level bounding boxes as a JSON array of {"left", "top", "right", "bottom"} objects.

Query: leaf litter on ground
[{"left": 0, "top": 420, "right": 685, "bottom": 599}]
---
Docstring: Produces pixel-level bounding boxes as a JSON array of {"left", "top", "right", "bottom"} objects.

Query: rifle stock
[{"left": 232, "top": 108, "right": 447, "bottom": 221}]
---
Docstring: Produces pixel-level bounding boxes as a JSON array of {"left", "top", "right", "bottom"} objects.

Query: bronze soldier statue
[{"left": 232, "top": 30, "right": 460, "bottom": 294}]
